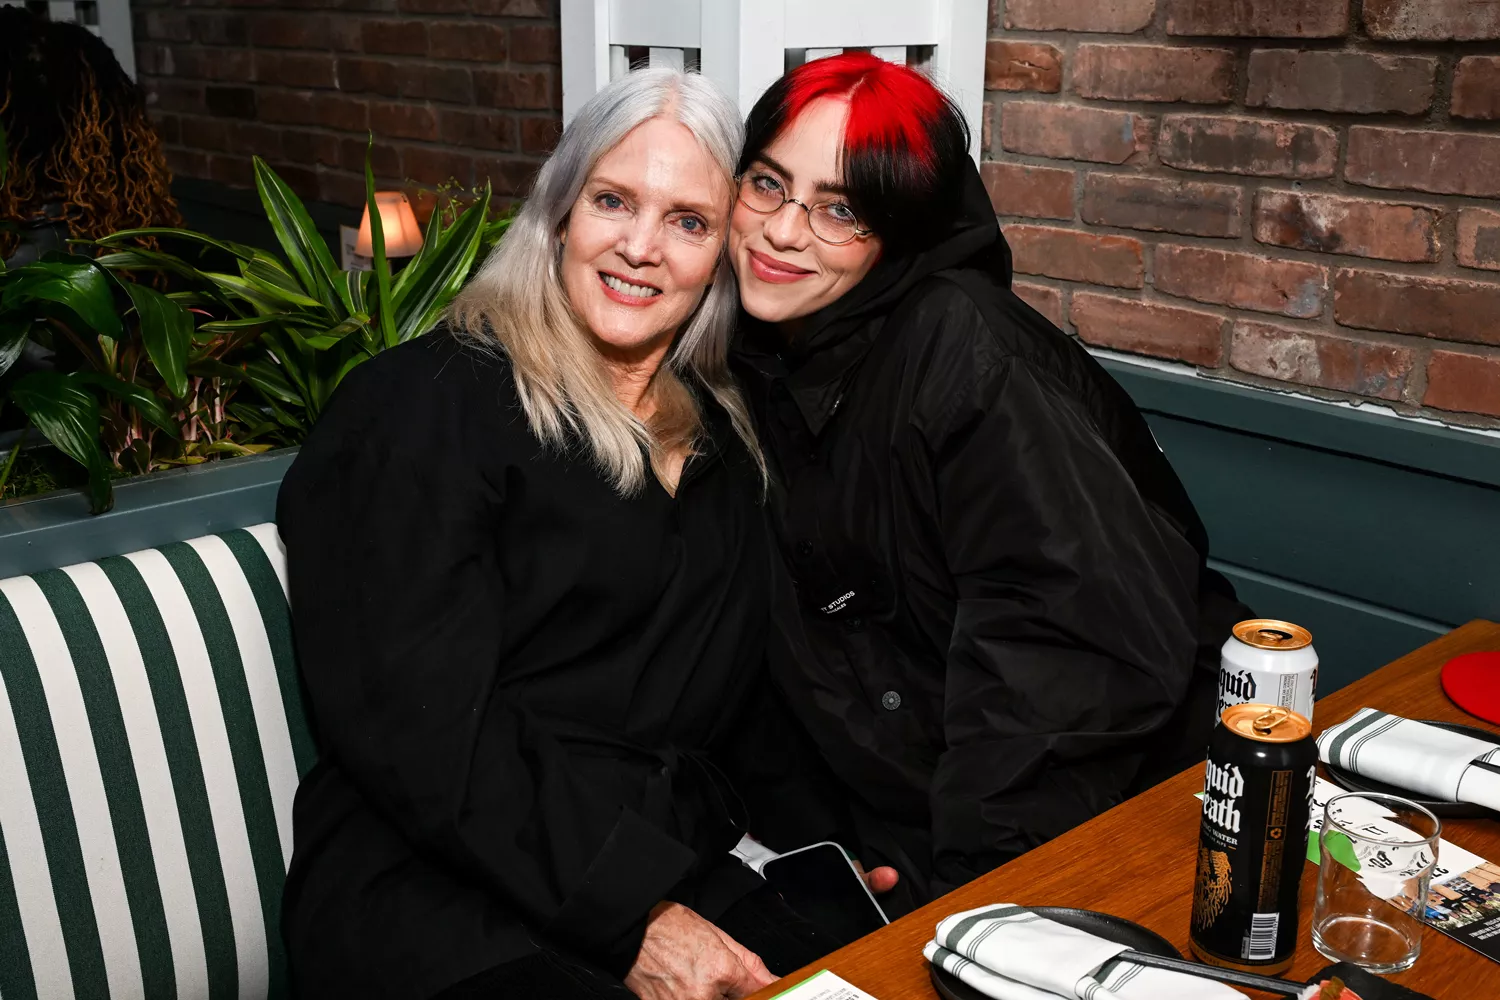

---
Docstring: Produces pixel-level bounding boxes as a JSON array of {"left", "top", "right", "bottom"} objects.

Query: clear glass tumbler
[{"left": 1312, "top": 792, "right": 1441, "bottom": 973}]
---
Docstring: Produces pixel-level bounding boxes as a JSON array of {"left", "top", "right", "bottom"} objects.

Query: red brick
[
  {"left": 249, "top": 14, "right": 331, "bottom": 50},
  {"left": 1458, "top": 209, "right": 1500, "bottom": 272},
  {"left": 1000, "top": 103, "right": 1151, "bottom": 165},
  {"left": 362, "top": 19, "right": 429, "bottom": 56},
  {"left": 1071, "top": 293, "right": 1225, "bottom": 366},
  {"left": 204, "top": 85, "right": 257, "bottom": 120},
  {"left": 228, "top": 122, "right": 283, "bottom": 160},
  {"left": 338, "top": 57, "right": 402, "bottom": 97},
  {"left": 1334, "top": 270, "right": 1500, "bottom": 347},
  {"left": 186, "top": 118, "right": 233, "bottom": 153},
  {"left": 320, "top": 170, "right": 370, "bottom": 209},
  {"left": 520, "top": 115, "right": 562, "bottom": 155},
  {"left": 1082, "top": 174, "right": 1243, "bottom": 238},
  {"left": 163, "top": 46, "right": 255, "bottom": 83},
  {"left": 1346, "top": 128, "right": 1500, "bottom": 199},
  {"left": 1156, "top": 246, "right": 1326, "bottom": 318},
  {"left": 165, "top": 147, "right": 209, "bottom": 180},
  {"left": 1230, "top": 321, "right": 1414, "bottom": 400},
  {"left": 510, "top": 25, "right": 561, "bottom": 64},
  {"left": 143, "top": 11, "right": 192, "bottom": 43},
  {"left": 1005, "top": 225, "right": 1145, "bottom": 288},
  {"left": 474, "top": 68, "right": 553, "bottom": 110},
  {"left": 146, "top": 79, "right": 206, "bottom": 115},
  {"left": 339, "top": 138, "right": 401, "bottom": 178},
  {"left": 370, "top": 101, "right": 439, "bottom": 141},
  {"left": 273, "top": 164, "right": 321, "bottom": 202},
  {"left": 399, "top": 0, "right": 470, "bottom": 11},
  {"left": 1159, "top": 115, "right": 1337, "bottom": 179},
  {"left": 188, "top": 13, "right": 247, "bottom": 46},
  {"left": 403, "top": 146, "right": 475, "bottom": 187},
  {"left": 473, "top": 156, "right": 541, "bottom": 197},
  {"left": 314, "top": 93, "right": 369, "bottom": 132},
  {"left": 1073, "top": 44, "right": 1235, "bottom": 104},
  {"left": 1165, "top": 0, "right": 1350, "bottom": 37},
  {"left": 474, "top": 0, "right": 550, "bottom": 14},
  {"left": 207, "top": 154, "right": 254, "bottom": 189},
  {"left": 985, "top": 41, "right": 1062, "bottom": 93},
  {"left": 437, "top": 109, "right": 516, "bottom": 151},
  {"left": 254, "top": 51, "right": 337, "bottom": 90},
  {"left": 981, "top": 101, "right": 994, "bottom": 156},
  {"left": 1363, "top": 0, "right": 1500, "bottom": 40},
  {"left": 1254, "top": 191, "right": 1441, "bottom": 263},
  {"left": 280, "top": 130, "right": 342, "bottom": 169},
  {"left": 1003, "top": 0, "right": 1155, "bottom": 33},
  {"left": 981, "top": 162, "right": 1076, "bottom": 221},
  {"left": 399, "top": 65, "right": 473, "bottom": 104},
  {"left": 257, "top": 91, "right": 319, "bottom": 126},
  {"left": 1453, "top": 57, "right": 1500, "bottom": 120},
  {"left": 150, "top": 112, "right": 181, "bottom": 145},
  {"left": 1246, "top": 50, "right": 1436, "bottom": 115},
  {"left": 1424, "top": 351, "right": 1500, "bottom": 417},
  {"left": 429, "top": 22, "right": 508, "bottom": 62},
  {"left": 1013, "top": 282, "right": 1065, "bottom": 327}
]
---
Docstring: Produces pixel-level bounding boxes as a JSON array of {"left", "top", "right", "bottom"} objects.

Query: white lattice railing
[
  {"left": 0, "top": 1, "right": 137, "bottom": 78},
  {"left": 561, "top": 0, "right": 989, "bottom": 161}
]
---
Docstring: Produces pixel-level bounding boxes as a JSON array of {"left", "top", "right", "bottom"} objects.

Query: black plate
[
  {"left": 929, "top": 907, "right": 1179, "bottom": 1000},
  {"left": 1323, "top": 719, "right": 1500, "bottom": 819}
]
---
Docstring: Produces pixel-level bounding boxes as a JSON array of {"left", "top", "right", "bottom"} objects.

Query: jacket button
[
  {"left": 848, "top": 617, "right": 864, "bottom": 630},
  {"left": 881, "top": 690, "right": 902, "bottom": 711},
  {"left": 796, "top": 540, "right": 814, "bottom": 557}
]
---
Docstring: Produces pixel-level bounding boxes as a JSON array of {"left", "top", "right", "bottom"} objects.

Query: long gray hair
[{"left": 450, "top": 68, "right": 763, "bottom": 495}]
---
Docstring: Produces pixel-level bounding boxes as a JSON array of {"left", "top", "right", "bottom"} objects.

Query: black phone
[{"left": 759, "top": 841, "right": 889, "bottom": 944}]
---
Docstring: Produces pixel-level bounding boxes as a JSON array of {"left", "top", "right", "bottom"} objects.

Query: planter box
[{"left": 0, "top": 448, "right": 297, "bottom": 579}]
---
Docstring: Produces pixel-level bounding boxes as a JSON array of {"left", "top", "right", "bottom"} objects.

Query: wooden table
[{"left": 752, "top": 619, "right": 1500, "bottom": 1000}]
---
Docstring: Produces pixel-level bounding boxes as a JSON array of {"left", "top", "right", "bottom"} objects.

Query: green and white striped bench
[{"left": 0, "top": 524, "right": 314, "bottom": 1000}]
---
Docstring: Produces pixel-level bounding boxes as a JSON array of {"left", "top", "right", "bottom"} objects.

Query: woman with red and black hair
[{"left": 729, "top": 53, "right": 1251, "bottom": 914}]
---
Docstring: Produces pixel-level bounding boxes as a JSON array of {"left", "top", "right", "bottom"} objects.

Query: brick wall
[
  {"left": 133, "top": 0, "right": 561, "bottom": 217},
  {"left": 985, "top": 0, "right": 1500, "bottom": 425}
]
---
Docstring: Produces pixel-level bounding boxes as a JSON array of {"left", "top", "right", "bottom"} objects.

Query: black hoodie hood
[{"left": 733, "top": 157, "right": 1014, "bottom": 432}]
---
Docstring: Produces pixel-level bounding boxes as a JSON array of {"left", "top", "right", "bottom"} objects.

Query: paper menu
[{"left": 769, "top": 969, "right": 881, "bottom": 1000}]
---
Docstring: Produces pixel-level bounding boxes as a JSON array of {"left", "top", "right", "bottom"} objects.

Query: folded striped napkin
[
  {"left": 1317, "top": 708, "right": 1500, "bottom": 810},
  {"left": 923, "top": 905, "right": 1241, "bottom": 1000}
]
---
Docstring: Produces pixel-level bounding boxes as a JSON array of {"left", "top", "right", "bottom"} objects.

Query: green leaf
[
  {"left": 197, "top": 314, "right": 300, "bottom": 333},
  {"left": 208, "top": 272, "right": 318, "bottom": 317},
  {"left": 94, "top": 246, "right": 218, "bottom": 287},
  {"left": 7, "top": 371, "right": 113, "bottom": 513},
  {"left": 243, "top": 253, "right": 307, "bottom": 296},
  {"left": 124, "top": 284, "right": 193, "bottom": 399},
  {"left": 238, "top": 265, "right": 326, "bottom": 311},
  {"left": 97, "top": 228, "right": 259, "bottom": 262},
  {"left": 363, "top": 137, "right": 398, "bottom": 349},
  {"left": 72, "top": 371, "right": 180, "bottom": 437},
  {"left": 252, "top": 157, "right": 348, "bottom": 316},
  {"left": 190, "top": 357, "right": 302, "bottom": 406},
  {"left": 3, "top": 260, "right": 123, "bottom": 340},
  {"left": 0, "top": 317, "right": 29, "bottom": 379},
  {"left": 391, "top": 186, "right": 489, "bottom": 342}
]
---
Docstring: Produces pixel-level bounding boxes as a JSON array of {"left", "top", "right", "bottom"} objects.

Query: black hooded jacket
[{"left": 731, "top": 162, "right": 1249, "bottom": 911}]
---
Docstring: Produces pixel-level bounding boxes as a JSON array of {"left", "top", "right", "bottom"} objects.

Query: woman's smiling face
[
  {"left": 560, "top": 116, "right": 731, "bottom": 363},
  {"left": 729, "top": 97, "right": 883, "bottom": 327}
]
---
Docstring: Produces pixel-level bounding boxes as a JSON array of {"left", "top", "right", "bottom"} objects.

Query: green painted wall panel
[{"left": 1147, "top": 412, "right": 1500, "bottom": 627}]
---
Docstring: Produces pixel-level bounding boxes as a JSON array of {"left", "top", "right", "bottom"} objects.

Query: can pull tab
[{"left": 1252, "top": 706, "right": 1292, "bottom": 736}]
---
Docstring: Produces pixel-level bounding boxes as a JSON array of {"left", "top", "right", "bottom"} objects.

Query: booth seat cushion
[{"left": 0, "top": 523, "right": 313, "bottom": 1000}]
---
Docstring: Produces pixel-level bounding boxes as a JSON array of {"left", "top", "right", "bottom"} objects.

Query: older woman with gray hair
[{"left": 276, "top": 69, "right": 832, "bottom": 1000}]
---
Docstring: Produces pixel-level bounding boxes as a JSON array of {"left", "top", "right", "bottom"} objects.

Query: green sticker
[{"left": 1321, "top": 830, "right": 1362, "bottom": 872}]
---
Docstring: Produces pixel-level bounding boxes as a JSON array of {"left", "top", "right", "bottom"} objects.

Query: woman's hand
[{"left": 624, "top": 901, "right": 778, "bottom": 1000}]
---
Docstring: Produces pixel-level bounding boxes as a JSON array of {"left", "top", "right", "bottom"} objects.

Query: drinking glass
[{"left": 1312, "top": 792, "right": 1441, "bottom": 973}]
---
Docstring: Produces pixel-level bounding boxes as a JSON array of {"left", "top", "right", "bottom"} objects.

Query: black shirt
[
  {"left": 732, "top": 162, "right": 1249, "bottom": 912},
  {"left": 277, "top": 332, "right": 769, "bottom": 998}
]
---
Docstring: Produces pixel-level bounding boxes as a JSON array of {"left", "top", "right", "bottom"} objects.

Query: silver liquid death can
[{"left": 1215, "top": 619, "right": 1318, "bottom": 724}]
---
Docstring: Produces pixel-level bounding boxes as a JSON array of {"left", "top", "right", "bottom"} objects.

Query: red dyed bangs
[{"left": 782, "top": 52, "right": 945, "bottom": 171}]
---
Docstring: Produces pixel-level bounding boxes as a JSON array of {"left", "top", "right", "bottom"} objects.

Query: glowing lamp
[{"left": 355, "top": 192, "right": 424, "bottom": 258}]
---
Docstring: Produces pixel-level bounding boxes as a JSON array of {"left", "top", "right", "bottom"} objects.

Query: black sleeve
[
  {"left": 924, "top": 354, "right": 1202, "bottom": 894},
  {"left": 277, "top": 358, "right": 696, "bottom": 975}
]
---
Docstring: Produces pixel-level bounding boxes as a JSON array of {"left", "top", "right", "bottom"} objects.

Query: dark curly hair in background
[{"left": 0, "top": 7, "right": 180, "bottom": 259}]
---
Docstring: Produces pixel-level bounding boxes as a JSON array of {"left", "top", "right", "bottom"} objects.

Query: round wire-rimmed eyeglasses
[{"left": 736, "top": 172, "right": 874, "bottom": 246}]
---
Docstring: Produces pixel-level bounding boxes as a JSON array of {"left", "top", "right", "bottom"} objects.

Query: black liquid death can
[{"left": 1190, "top": 704, "right": 1316, "bottom": 975}]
